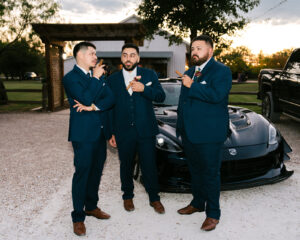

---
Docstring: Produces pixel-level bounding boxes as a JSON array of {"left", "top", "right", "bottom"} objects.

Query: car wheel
[{"left": 262, "top": 91, "right": 280, "bottom": 122}]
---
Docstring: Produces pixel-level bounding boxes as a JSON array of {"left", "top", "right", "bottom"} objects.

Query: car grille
[{"left": 221, "top": 150, "right": 281, "bottom": 183}]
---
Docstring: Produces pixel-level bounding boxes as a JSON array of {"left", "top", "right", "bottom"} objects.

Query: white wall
[{"left": 64, "top": 37, "right": 187, "bottom": 78}]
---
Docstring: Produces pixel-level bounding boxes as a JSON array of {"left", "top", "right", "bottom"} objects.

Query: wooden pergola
[{"left": 32, "top": 23, "right": 145, "bottom": 111}]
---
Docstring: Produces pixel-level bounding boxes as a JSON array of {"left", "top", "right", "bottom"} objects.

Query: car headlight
[
  {"left": 268, "top": 124, "right": 278, "bottom": 145},
  {"left": 156, "top": 133, "right": 183, "bottom": 153}
]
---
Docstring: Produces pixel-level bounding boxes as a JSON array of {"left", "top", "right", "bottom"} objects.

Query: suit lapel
[
  {"left": 73, "top": 65, "right": 90, "bottom": 87},
  {"left": 200, "top": 57, "right": 215, "bottom": 76},
  {"left": 118, "top": 70, "right": 131, "bottom": 96}
]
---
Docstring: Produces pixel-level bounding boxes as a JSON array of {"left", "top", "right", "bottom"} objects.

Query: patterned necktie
[{"left": 193, "top": 68, "right": 202, "bottom": 81}]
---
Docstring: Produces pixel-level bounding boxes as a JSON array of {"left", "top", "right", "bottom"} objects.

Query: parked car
[
  {"left": 258, "top": 48, "right": 300, "bottom": 122},
  {"left": 133, "top": 79, "right": 293, "bottom": 192},
  {"left": 24, "top": 72, "right": 38, "bottom": 80}
]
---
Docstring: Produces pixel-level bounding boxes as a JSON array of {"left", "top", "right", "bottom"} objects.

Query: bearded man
[
  {"left": 176, "top": 35, "right": 232, "bottom": 231},
  {"left": 107, "top": 43, "right": 166, "bottom": 214}
]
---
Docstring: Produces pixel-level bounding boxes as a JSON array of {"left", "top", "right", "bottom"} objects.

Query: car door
[{"left": 279, "top": 49, "right": 300, "bottom": 118}]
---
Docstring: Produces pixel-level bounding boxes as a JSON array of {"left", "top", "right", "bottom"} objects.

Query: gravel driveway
[{"left": 0, "top": 110, "right": 299, "bottom": 240}]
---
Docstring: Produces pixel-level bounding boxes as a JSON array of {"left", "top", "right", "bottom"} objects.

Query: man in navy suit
[
  {"left": 63, "top": 42, "right": 114, "bottom": 236},
  {"left": 176, "top": 35, "right": 232, "bottom": 231},
  {"left": 107, "top": 43, "right": 166, "bottom": 214}
]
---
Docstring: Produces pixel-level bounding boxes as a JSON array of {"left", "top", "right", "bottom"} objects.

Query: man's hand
[
  {"left": 182, "top": 75, "right": 193, "bottom": 88},
  {"left": 131, "top": 80, "right": 145, "bottom": 92},
  {"left": 109, "top": 135, "right": 117, "bottom": 148},
  {"left": 93, "top": 64, "right": 106, "bottom": 79},
  {"left": 73, "top": 99, "right": 93, "bottom": 112}
]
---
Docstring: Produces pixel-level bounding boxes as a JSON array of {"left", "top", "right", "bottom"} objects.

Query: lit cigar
[
  {"left": 126, "top": 76, "right": 141, "bottom": 90},
  {"left": 175, "top": 70, "right": 183, "bottom": 78},
  {"left": 98, "top": 59, "right": 103, "bottom": 66}
]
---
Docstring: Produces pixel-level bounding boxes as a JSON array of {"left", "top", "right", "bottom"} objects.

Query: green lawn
[
  {"left": 0, "top": 80, "right": 43, "bottom": 112},
  {"left": 229, "top": 83, "right": 261, "bottom": 113}
]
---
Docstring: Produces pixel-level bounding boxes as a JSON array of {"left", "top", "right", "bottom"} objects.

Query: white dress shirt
[{"left": 122, "top": 67, "right": 137, "bottom": 96}]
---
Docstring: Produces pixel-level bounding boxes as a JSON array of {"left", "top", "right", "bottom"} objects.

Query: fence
[
  {"left": 229, "top": 81, "right": 261, "bottom": 106},
  {"left": 0, "top": 80, "right": 48, "bottom": 110}
]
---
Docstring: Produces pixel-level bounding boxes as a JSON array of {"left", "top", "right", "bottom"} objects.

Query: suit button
[
  {"left": 101, "top": 126, "right": 104, "bottom": 129},
  {"left": 131, "top": 123, "right": 134, "bottom": 126}
]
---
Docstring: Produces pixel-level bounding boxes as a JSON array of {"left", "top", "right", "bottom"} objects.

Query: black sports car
[{"left": 134, "top": 79, "right": 294, "bottom": 192}]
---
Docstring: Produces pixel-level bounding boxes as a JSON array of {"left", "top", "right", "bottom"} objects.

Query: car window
[
  {"left": 285, "top": 49, "right": 300, "bottom": 74},
  {"left": 154, "top": 84, "right": 181, "bottom": 106}
]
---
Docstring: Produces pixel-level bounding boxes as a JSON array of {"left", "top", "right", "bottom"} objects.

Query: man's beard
[
  {"left": 122, "top": 61, "right": 139, "bottom": 71},
  {"left": 190, "top": 53, "right": 209, "bottom": 66}
]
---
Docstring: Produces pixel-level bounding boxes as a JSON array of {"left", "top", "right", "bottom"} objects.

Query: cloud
[
  {"left": 60, "top": 0, "right": 140, "bottom": 14},
  {"left": 246, "top": 0, "right": 300, "bottom": 25}
]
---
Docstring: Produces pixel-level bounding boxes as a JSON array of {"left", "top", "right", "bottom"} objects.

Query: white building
[{"left": 64, "top": 15, "right": 189, "bottom": 78}]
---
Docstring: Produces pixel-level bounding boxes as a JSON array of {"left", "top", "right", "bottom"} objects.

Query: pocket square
[
  {"left": 200, "top": 81, "right": 207, "bottom": 85},
  {"left": 146, "top": 81, "right": 152, "bottom": 86}
]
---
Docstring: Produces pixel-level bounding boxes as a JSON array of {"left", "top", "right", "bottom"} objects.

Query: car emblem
[{"left": 228, "top": 148, "right": 237, "bottom": 156}]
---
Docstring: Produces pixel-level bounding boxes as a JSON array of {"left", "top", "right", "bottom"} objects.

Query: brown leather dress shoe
[
  {"left": 150, "top": 201, "right": 165, "bottom": 214},
  {"left": 177, "top": 205, "right": 203, "bottom": 215},
  {"left": 73, "top": 222, "right": 86, "bottom": 236},
  {"left": 124, "top": 199, "right": 135, "bottom": 212},
  {"left": 201, "top": 217, "right": 219, "bottom": 231},
  {"left": 85, "top": 207, "right": 111, "bottom": 219}
]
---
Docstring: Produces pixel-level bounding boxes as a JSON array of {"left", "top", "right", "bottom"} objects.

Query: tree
[
  {"left": 258, "top": 49, "right": 293, "bottom": 69},
  {"left": 218, "top": 46, "right": 253, "bottom": 79},
  {"left": 137, "top": 0, "right": 260, "bottom": 47},
  {"left": 0, "top": 39, "right": 45, "bottom": 80},
  {"left": 0, "top": 0, "right": 60, "bottom": 55}
]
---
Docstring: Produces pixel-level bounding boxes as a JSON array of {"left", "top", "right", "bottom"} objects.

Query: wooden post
[{"left": 42, "top": 78, "right": 48, "bottom": 111}]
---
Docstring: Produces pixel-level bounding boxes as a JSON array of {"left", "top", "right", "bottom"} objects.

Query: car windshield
[{"left": 154, "top": 83, "right": 181, "bottom": 106}]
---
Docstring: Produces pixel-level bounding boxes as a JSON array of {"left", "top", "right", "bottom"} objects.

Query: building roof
[
  {"left": 97, "top": 51, "right": 173, "bottom": 58},
  {"left": 32, "top": 23, "right": 145, "bottom": 44}
]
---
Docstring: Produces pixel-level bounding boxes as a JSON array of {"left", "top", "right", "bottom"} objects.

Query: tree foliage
[
  {"left": 0, "top": 39, "right": 46, "bottom": 80},
  {"left": 217, "top": 47, "right": 293, "bottom": 79},
  {"left": 137, "top": 0, "right": 260, "bottom": 47},
  {"left": 0, "top": 0, "right": 60, "bottom": 55}
]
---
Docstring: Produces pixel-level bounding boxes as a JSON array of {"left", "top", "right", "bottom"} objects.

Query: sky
[{"left": 58, "top": 0, "right": 300, "bottom": 55}]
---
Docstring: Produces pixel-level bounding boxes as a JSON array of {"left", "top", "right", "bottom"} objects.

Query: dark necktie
[{"left": 86, "top": 72, "right": 91, "bottom": 78}]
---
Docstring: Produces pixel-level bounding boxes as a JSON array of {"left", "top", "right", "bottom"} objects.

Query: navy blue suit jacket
[
  {"left": 176, "top": 58, "right": 232, "bottom": 144},
  {"left": 107, "top": 67, "right": 165, "bottom": 142},
  {"left": 63, "top": 65, "right": 115, "bottom": 142}
]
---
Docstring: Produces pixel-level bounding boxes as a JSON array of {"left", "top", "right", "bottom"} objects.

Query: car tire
[{"left": 262, "top": 91, "right": 280, "bottom": 122}]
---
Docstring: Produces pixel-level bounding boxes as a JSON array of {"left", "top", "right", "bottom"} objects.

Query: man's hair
[
  {"left": 191, "top": 35, "right": 214, "bottom": 49},
  {"left": 121, "top": 43, "right": 139, "bottom": 55},
  {"left": 73, "top": 42, "right": 96, "bottom": 58}
]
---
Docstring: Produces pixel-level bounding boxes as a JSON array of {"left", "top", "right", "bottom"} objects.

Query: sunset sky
[{"left": 58, "top": 0, "right": 300, "bottom": 55}]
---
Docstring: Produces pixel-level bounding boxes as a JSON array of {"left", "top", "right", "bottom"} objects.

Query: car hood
[{"left": 155, "top": 105, "right": 271, "bottom": 147}]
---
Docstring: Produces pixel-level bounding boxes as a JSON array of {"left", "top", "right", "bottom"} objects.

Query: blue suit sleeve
[
  {"left": 94, "top": 81, "right": 115, "bottom": 111},
  {"left": 63, "top": 75, "right": 103, "bottom": 106},
  {"left": 188, "top": 66, "right": 232, "bottom": 103},
  {"left": 141, "top": 71, "right": 166, "bottom": 102}
]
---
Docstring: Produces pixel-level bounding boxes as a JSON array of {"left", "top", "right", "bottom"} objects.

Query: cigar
[
  {"left": 175, "top": 70, "right": 183, "bottom": 78},
  {"left": 126, "top": 76, "right": 141, "bottom": 90},
  {"left": 98, "top": 59, "right": 103, "bottom": 66}
]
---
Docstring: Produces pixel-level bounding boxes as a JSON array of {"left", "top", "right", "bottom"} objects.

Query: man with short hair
[
  {"left": 63, "top": 41, "right": 114, "bottom": 236},
  {"left": 176, "top": 35, "right": 232, "bottom": 231},
  {"left": 107, "top": 43, "right": 166, "bottom": 214}
]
